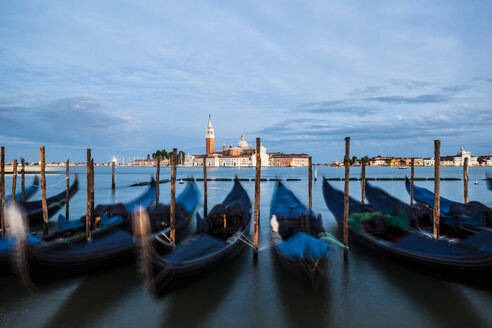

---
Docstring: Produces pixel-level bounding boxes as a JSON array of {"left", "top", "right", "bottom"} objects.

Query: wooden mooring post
[
  {"left": 361, "top": 160, "right": 366, "bottom": 204},
  {"left": 463, "top": 157, "right": 469, "bottom": 204},
  {"left": 66, "top": 160, "right": 70, "bottom": 218},
  {"left": 0, "top": 147, "right": 5, "bottom": 237},
  {"left": 433, "top": 140, "right": 440, "bottom": 239},
  {"left": 156, "top": 156, "right": 160, "bottom": 204},
  {"left": 11, "top": 159, "right": 17, "bottom": 201},
  {"left": 410, "top": 158, "right": 415, "bottom": 205},
  {"left": 253, "top": 137, "right": 261, "bottom": 255},
  {"left": 86, "top": 149, "right": 92, "bottom": 242},
  {"left": 40, "top": 146, "right": 48, "bottom": 235},
  {"left": 90, "top": 158, "right": 95, "bottom": 214},
  {"left": 203, "top": 156, "right": 207, "bottom": 217},
  {"left": 112, "top": 159, "right": 116, "bottom": 190},
  {"left": 21, "top": 158, "right": 25, "bottom": 202},
  {"left": 170, "top": 148, "right": 177, "bottom": 246},
  {"left": 308, "top": 156, "right": 312, "bottom": 210},
  {"left": 343, "top": 137, "right": 350, "bottom": 260}
]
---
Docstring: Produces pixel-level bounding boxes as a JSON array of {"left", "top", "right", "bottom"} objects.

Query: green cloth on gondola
[{"left": 348, "top": 211, "right": 409, "bottom": 232}]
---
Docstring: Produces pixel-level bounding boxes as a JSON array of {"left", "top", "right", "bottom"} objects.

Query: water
[{"left": 1, "top": 166, "right": 491, "bottom": 327}]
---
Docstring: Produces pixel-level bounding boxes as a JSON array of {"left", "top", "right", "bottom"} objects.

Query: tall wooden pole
[
  {"left": 0, "top": 147, "right": 5, "bottom": 237},
  {"left": 66, "top": 160, "right": 70, "bottom": 218},
  {"left": 463, "top": 157, "right": 469, "bottom": 204},
  {"left": 40, "top": 146, "right": 48, "bottom": 235},
  {"left": 156, "top": 156, "right": 160, "bottom": 204},
  {"left": 170, "top": 148, "right": 177, "bottom": 245},
  {"left": 203, "top": 156, "right": 207, "bottom": 217},
  {"left": 253, "top": 138, "right": 261, "bottom": 254},
  {"left": 308, "top": 156, "right": 312, "bottom": 210},
  {"left": 11, "top": 159, "right": 17, "bottom": 201},
  {"left": 112, "top": 160, "right": 116, "bottom": 190},
  {"left": 343, "top": 137, "right": 350, "bottom": 260},
  {"left": 410, "top": 158, "right": 415, "bottom": 205},
  {"left": 433, "top": 140, "right": 440, "bottom": 239},
  {"left": 90, "top": 158, "right": 95, "bottom": 214},
  {"left": 361, "top": 160, "right": 366, "bottom": 204},
  {"left": 86, "top": 149, "right": 92, "bottom": 242},
  {"left": 21, "top": 157, "right": 25, "bottom": 202}
]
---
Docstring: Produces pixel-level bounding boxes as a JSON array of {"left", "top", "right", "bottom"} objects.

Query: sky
[{"left": 1, "top": 0, "right": 491, "bottom": 163}]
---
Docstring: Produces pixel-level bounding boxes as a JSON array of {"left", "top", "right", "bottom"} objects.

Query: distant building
[
  {"left": 440, "top": 147, "right": 478, "bottom": 166},
  {"left": 184, "top": 116, "right": 309, "bottom": 167},
  {"left": 269, "top": 153, "right": 309, "bottom": 167}
]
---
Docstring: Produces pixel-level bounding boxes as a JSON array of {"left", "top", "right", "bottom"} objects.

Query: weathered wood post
[
  {"left": 170, "top": 148, "right": 177, "bottom": 245},
  {"left": 66, "top": 160, "right": 70, "bottom": 218},
  {"left": 410, "top": 158, "right": 415, "bottom": 205},
  {"left": 86, "top": 149, "right": 92, "bottom": 242},
  {"left": 343, "top": 137, "right": 350, "bottom": 260},
  {"left": 156, "top": 156, "right": 160, "bottom": 204},
  {"left": 361, "top": 159, "right": 366, "bottom": 204},
  {"left": 253, "top": 137, "right": 261, "bottom": 254},
  {"left": 112, "top": 159, "right": 116, "bottom": 190},
  {"left": 433, "top": 140, "right": 440, "bottom": 239},
  {"left": 21, "top": 158, "right": 25, "bottom": 202},
  {"left": 203, "top": 156, "right": 207, "bottom": 217},
  {"left": 11, "top": 159, "right": 17, "bottom": 201},
  {"left": 40, "top": 146, "right": 48, "bottom": 235},
  {"left": 0, "top": 147, "right": 5, "bottom": 237},
  {"left": 463, "top": 157, "right": 469, "bottom": 204},
  {"left": 308, "top": 156, "right": 312, "bottom": 210},
  {"left": 90, "top": 158, "right": 95, "bottom": 214}
]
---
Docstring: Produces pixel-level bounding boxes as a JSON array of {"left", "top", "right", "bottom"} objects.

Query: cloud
[
  {"left": 441, "top": 85, "right": 471, "bottom": 93},
  {"left": 392, "top": 78, "right": 436, "bottom": 88},
  {"left": 0, "top": 95, "right": 140, "bottom": 147},
  {"left": 487, "top": 78, "right": 492, "bottom": 84},
  {"left": 348, "top": 85, "right": 383, "bottom": 96},
  {"left": 364, "top": 93, "right": 452, "bottom": 104}
]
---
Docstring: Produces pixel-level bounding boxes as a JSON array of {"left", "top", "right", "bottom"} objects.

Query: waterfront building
[
  {"left": 440, "top": 147, "right": 478, "bottom": 166},
  {"left": 269, "top": 153, "right": 310, "bottom": 167},
  {"left": 185, "top": 115, "right": 309, "bottom": 167}
]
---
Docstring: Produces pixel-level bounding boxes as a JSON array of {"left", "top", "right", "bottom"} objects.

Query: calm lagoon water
[{"left": 1, "top": 166, "right": 491, "bottom": 327}]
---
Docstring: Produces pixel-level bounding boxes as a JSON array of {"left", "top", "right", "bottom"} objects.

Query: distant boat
[
  {"left": 475, "top": 181, "right": 479, "bottom": 185},
  {"left": 399, "top": 166, "right": 407, "bottom": 169},
  {"left": 179, "top": 179, "right": 184, "bottom": 184}
]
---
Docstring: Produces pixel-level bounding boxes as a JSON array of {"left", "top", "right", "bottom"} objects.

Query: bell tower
[{"left": 206, "top": 114, "right": 215, "bottom": 154}]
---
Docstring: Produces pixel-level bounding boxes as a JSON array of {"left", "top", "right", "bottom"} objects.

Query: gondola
[
  {"left": 13, "top": 179, "right": 167, "bottom": 284},
  {"left": 140, "top": 179, "right": 251, "bottom": 297},
  {"left": 0, "top": 176, "right": 77, "bottom": 269},
  {"left": 322, "top": 178, "right": 492, "bottom": 272},
  {"left": 20, "top": 174, "right": 79, "bottom": 227},
  {"left": 270, "top": 182, "right": 330, "bottom": 287},
  {"left": 405, "top": 177, "right": 492, "bottom": 227},
  {"left": 365, "top": 181, "right": 492, "bottom": 253}
]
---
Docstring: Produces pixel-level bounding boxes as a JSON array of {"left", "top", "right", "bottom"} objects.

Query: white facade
[
  {"left": 452, "top": 147, "right": 478, "bottom": 166},
  {"left": 250, "top": 144, "right": 270, "bottom": 167},
  {"left": 423, "top": 158, "right": 435, "bottom": 166}
]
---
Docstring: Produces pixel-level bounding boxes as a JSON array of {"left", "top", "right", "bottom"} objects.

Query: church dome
[{"left": 237, "top": 135, "right": 248, "bottom": 149}]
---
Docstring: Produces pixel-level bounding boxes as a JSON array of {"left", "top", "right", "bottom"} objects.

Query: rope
[
  {"left": 236, "top": 233, "right": 273, "bottom": 252},
  {"left": 26, "top": 176, "right": 68, "bottom": 188},
  {"left": 155, "top": 232, "right": 175, "bottom": 248}
]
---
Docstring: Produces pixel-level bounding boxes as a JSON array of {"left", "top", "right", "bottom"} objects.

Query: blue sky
[{"left": 1, "top": 0, "right": 491, "bottom": 163}]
